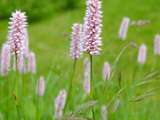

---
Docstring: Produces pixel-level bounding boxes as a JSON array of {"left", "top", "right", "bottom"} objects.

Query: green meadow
[{"left": 0, "top": 0, "right": 160, "bottom": 119}]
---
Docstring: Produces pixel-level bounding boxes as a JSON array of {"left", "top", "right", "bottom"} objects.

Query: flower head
[
  {"left": 8, "top": 10, "right": 27, "bottom": 56},
  {"left": 119, "top": 17, "right": 130, "bottom": 40},
  {"left": 28, "top": 51, "right": 36, "bottom": 74},
  {"left": 83, "top": 58, "right": 91, "bottom": 95},
  {"left": 138, "top": 44, "right": 147, "bottom": 64},
  {"left": 0, "top": 44, "right": 11, "bottom": 76},
  {"left": 54, "top": 89, "right": 67, "bottom": 119},
  {"left": 83, "top": 0, "right": 103, "bottom": 55},
  {"left": 154, "top": 34, "right": 160, "bottom": 55},
  {"left": 17, "top": 53, "right": 26, "bottom": 73},
  {"left": 103, "top": 62, "right": 111, "bottom": 81},
  {"left": 37, "top": 76, "right": 45, "bottom": 96},
  {"left": 70, "top": 23, "right": 82, "bottom": 59},
  {"left": 23, "top": 29, "right": 29, "bottom": 57}
]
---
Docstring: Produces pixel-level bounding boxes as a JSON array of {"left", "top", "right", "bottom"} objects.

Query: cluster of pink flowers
[
  {"left": 0, "top": 44, "right": 11, "bottom": 76},
  {"left": 103, "top": 62, "right": 111, "bottom": 81},
  {"left": 0, "top": 10, "right": 36, "bottom": 76},
  {"left": 8, "top": 11, "right": 27, "bottom": 56},
  {"left": 154, "top": 34, "right": 160, "bottom": 55},
  {"left": 138, "top": 44, "right": 147, "bottom": 64},
  {"left": 37, "top": 76, "right": 46, "bottom": 97},
  {"left": 119, "top": 17, "right": 130, "bottom": 40},
  {"left": 83, "top": 58, "right": 91, "bottom": 95},
  {"left": 83, "top": 0, "right": 102, "bottom": 55},
  {"left": 70, "top": 23, "right": 82, "bottom": 59},
  {"left": 54, "top": 89, "right": 67, "bottom": 119}
]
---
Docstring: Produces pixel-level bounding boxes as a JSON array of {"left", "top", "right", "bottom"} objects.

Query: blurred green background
[
  {"left": 0, "top": 0, "right": 160, "bottom": 119},
  {"left": 0, "top": 0, "right": 160, "bottom": 75}
]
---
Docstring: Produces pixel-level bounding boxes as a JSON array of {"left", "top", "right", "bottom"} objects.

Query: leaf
[
  {"left": 143, "top": 71, "right": 160, "bottom": 81},
  {"left": 130, "top": 87, "right": 160, "bottom": 102},
  {"left": 130, "top": 92, "right": 155, "bottom": 102},
  {"left": 74, "top": 101, "right": 97, "bottom": 114}
]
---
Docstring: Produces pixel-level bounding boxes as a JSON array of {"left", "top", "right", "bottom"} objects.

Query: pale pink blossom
[
  {"left": 70, "top": 23, "right": 82, "bottom": 59},
  {"left": 17, "top": 53, "right": 26, "bottom": 73},
  {"left": 119, "top": 17, "right": 130, "bottom": 40},
  {"left": 23, "top": 29, "right": 29, "bottom": 57},
  {"left": 138, "top": 44, "right": 147, "bottom": 64},
  {"left": 37, "top": 76, "right": 45, "bottom": 96},
  {"left": 54, "top": 89, "right": 67, "bottom": 119},
  {"left": 8, "top": 10, "right": 27, "bottom": 56},
  {"left": 0, "top": 44, "right": 11, "bottom": 76},
  {"left": 83, "top": 58, "right": 91, "bottom": 95},
  {"left": 154, "top": 34, "right": 160, "bottom": 55},
  {"left": 83, "top": 0, "right": 103, "bottom": 55},
  {"left": 103, "top": 62, "right": 111, "bottom": 80},
  {"left": 28, "top": 52, "right": 36, "bottom": 74}
]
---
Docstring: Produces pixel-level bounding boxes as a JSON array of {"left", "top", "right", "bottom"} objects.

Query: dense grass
[{"left": 0, "top": 0, "right": 160, "bottom": 119}]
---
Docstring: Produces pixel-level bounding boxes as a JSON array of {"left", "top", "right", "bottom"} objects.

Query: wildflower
[
  {"left": 17, "top": 53, "right": 26, "bottom": 73},
  {"left": 103, "top": 62, "right": 111, "bottom": 80},
  {"left": 70, "top": 23, "right": 83, "bottom": 59},
  {"left": 83, "top": 0, "right": 103, "bottom": 55},
  {"left": 154, "top": 34, "right": 160, "bottom": 55},
  {"left": 0, "top": 44, "right": 11, "bottom": 76},
  {"left": 23, "top": 29, "right": 29, "bottom": 57},
  {"left": 55, "top": 89, "right": 67, "bottom": 119},
  {"left": 37, "top": 76, "right": 45, "bottom": 96},
  {"left": 138, "top": 44, "right": 147, "bottom": 64},
  {"left": 83, "top": 58, "right": 91, "bottom": 95},
  {"left": 28, "top": 52, "right": 36, "bottom": 74},
  {"left": 8, "top": 10, "right": 27, "bottom": 57},
  {"left": 119, "top": 17, "right": 130, "bottom": 40}
]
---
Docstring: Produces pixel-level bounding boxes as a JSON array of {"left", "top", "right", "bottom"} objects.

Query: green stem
[
  {"left": 7, "top": 76, "right": 9, "bottom": 120},
  {"left": 13, "top": 93, "right": 23, "bottom": 120},
  {"left": 89, "top": 55, "right": 96, "bottom": 120},
  {"left": 36, "top": 96, "right": 40, "bottom": 120},
  {"left": 64, "top": 59, "right": 77, "bottom": 112}
]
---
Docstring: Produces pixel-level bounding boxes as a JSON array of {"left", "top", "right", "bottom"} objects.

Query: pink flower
[
  {"left": 54, "top": 89, "right": 67, "bottom": 119},
  {"left": 37, "top": 76, "right": 45, "bottom": 96},
  {"left": 103, "top": 62, "right": 111, "bottom": 81},
  {"left": 70, "top": 23, "right": 82, "bottom": 59},
  {"left": 83, "top": 58, "right": 91, "bottom": 95},
  {"left": 154, "top": 34, "right": 160, "bottom": 55},
  {"left": 0, "top": 44, "right": 11, "bottom": 76},
  {"left": 28, "top": 52, "right": 36, "bottom": 74},
  {"left": 119, "top": 17, "right": 130, "bottom": 40},
  {"left": 83, "top": 0, "right": 103, "bottom": 55},
  {"left": 23, "top": 29, "right": 29, "bottom": 57},
  {"left": 138, "top": 44, "right": 147, "bottom": 64},
  {"left": 17, "top": 53, "right": 26, "bottom": 73},
  {"left": 8, "top": 10, "right": 27, "bottom": 56}
]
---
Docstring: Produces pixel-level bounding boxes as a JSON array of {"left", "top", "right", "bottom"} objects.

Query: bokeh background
[{"left": 0, "top": 0, "right": 160, "bottom": 119}]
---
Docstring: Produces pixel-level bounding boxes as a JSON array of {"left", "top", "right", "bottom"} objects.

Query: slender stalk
[
  {"left": 64, "top": 60, "right": 77, "bottom": 112},
  {"left": 36, "top": 96, "right": 40, "bottom": 120},
  {"left": 13, "top": 93, "right": 23, "bottom": 120},
  {"left": 89, "top": 55, "right": 96, "bottom": 120},
  {"left": 6, "top": 76, "right": 9, "bottom": 120},
  {"left": 14, "top": 54, "right": 24, "bottom": 120}
]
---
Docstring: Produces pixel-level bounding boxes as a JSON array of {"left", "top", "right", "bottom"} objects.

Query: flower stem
[
  {"left": 36, "top": 96, "right": 40, "bottom": 120},
  {"left": 89, "top": 55, "right": 96, "bottom": 120},
  {"left": 64, "top": 59, "right": 77, "bottom": 112},
  {"left": 5, "top": 76, "right": 9, "bottom": 120}
]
